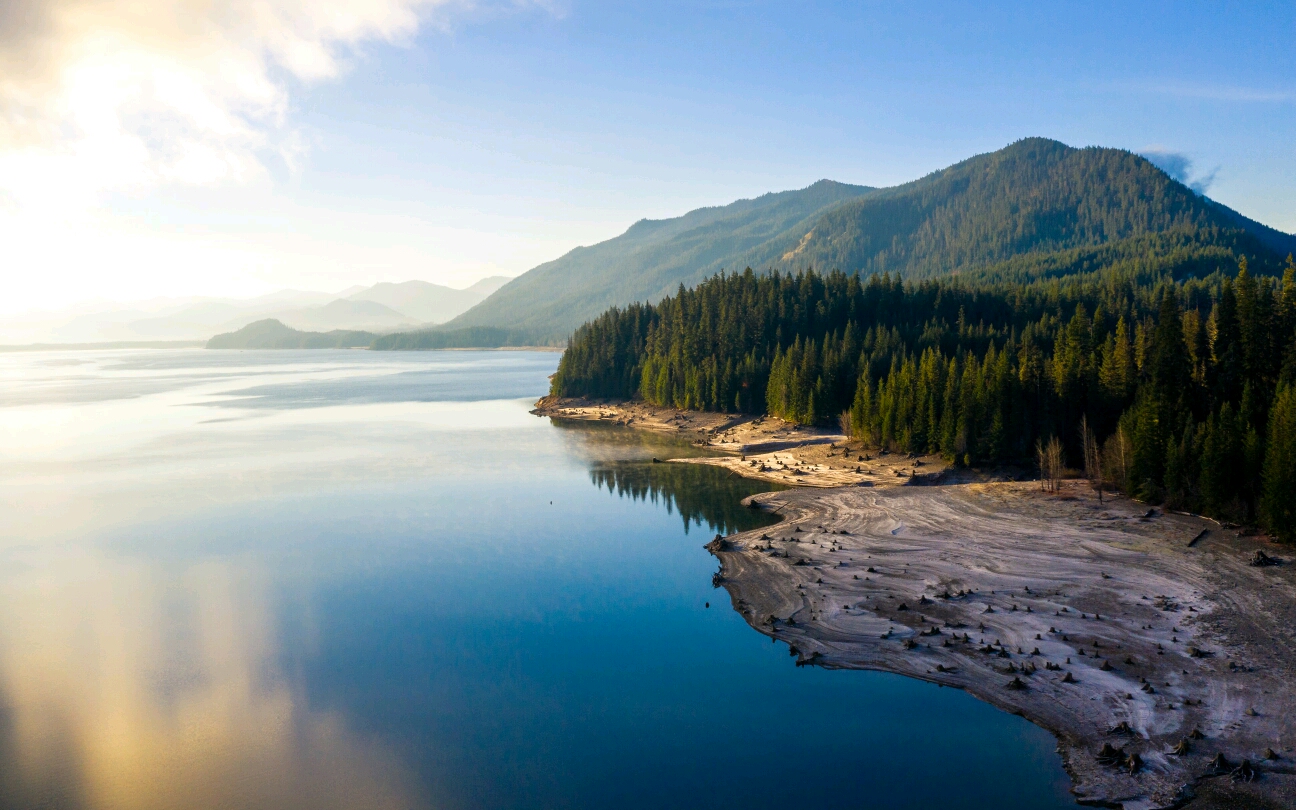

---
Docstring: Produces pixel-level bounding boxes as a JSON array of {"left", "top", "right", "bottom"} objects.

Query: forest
[{"left": 551, "top": 246, "right": 1296, "bottom": 540}]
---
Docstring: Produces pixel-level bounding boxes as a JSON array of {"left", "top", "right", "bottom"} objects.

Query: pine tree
[
  {"left": 1200, "top": 403, "right": 1244, "bottom": 519},
  {"left": 1260, "top": 385, "right": 1296, "bottom": 541},
  {"left": 1149, "top": 288, "right": 1190, "bottom": 418},
  {"left": 1213, "top": 276, "right": 1241, "bottom": 403}
]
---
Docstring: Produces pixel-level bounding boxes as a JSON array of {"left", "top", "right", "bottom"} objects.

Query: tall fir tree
[{"left": 1261, "top": 385, "right": 1296, "bottom": 541}]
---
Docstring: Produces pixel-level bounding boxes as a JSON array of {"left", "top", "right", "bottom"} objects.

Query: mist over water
[{"left": 0, "top": 349, "right": 1075, "bottom": 809}]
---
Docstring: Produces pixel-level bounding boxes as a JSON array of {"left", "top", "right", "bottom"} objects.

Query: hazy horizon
[{"left": 5, "top": 275, "right": 517, "bottom": 320}]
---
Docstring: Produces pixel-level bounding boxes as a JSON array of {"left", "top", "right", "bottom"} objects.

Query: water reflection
[
  {"left": 0, "top": 350, "right": 1075, "bottom": 810},
  {"left": 0, "top": 553, "right": 419, "bottom": 810},
  {"left": 546, "top": 415, "right": 707, "bottom": 464},
  {"left": 589, "top": 462, "right": 784, "bottom": 535},
  {"left": 547, "top": 416, "right": 787, "bottom": 534}
]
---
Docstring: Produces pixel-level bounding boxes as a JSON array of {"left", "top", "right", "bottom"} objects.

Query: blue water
[{"left": 0, "top": 349, "right": 1075, "bottom": 809}]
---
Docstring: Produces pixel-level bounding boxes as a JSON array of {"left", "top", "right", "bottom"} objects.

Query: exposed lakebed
[{"left": 0, "top": 349, "right": 1074, "bottom": 809}]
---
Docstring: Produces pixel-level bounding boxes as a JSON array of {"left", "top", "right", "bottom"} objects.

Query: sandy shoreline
[
  {"left": 532, "top": 395, "right": 951, "bottom": 486},
  {"left": 535, "top": 397, "right": 1296, "bottom": 809}
]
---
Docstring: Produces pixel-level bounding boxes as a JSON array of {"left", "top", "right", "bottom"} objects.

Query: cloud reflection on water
[
  {"left": 0, "top": 349, "right": 563, "bottom": 809},
  {"left": 0, "top": 552, "right": 421, "bottom": 810}
]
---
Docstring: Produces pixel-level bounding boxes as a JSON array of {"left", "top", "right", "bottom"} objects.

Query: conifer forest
[{"left": 552, "top": 252, "right": 1296, "bottom": 539}]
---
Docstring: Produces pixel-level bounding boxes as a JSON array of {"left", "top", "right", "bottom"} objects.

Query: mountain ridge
[
  {"left": 443, "top": 138, "right": 1295, "bottom": 342},
  {"left": 346, "top": 276, "right": 511, "bottom": 324},
  {"left": 443, "top": 179, "right": 877, "bottom": 338}
]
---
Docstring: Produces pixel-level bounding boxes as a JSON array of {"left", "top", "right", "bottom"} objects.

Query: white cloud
[
  {"left": 0, "top": 0, "right": 466, "bottom": 210},
  {"left": 1129, "top": 80, "right": 1294, "bottom": 104},
  {"left": 1140, "top": 147, "right": 1219, "bottom": 196}
]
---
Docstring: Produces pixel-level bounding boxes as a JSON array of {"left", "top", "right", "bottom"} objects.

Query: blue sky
[{"left": 2, "top": 0, "right": 1293, "bottom": 311}]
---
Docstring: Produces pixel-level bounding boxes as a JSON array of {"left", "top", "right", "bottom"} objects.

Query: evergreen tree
[{"left": 1261, "top": 385, "right": 1296, "bottom": 541}]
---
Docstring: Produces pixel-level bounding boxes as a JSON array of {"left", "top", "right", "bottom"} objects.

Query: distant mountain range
[
  {"left": 205, "top": 319, "right": 533, "bottom": 350},
  {"left": 444, "top": 138, "right": 1296, "bottom": 343},
  {"left": 4, "top": 277, "right": 512, "bottom": 344},
  {"left": 347, "top": 278, "right": 509, "bottom": 324}
]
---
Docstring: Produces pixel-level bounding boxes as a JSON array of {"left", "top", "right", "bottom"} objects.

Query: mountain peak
[{"left": 442, "top": 138, "right": 1294, "bottom": 342}]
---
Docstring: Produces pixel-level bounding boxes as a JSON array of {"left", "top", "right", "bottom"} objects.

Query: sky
[{"left": 1, "top": 0, "right": 1294, "bottom": 315}]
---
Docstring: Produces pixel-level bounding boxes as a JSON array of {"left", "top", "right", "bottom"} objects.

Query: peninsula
[{"left": 534, "top": 396, "right": 1296, "bottom": 809}]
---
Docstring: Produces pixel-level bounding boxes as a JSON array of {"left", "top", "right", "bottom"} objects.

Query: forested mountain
[
  {"left": 731, "top": 138, "right": 1296, "bottom": 280},
  {"left": 441, "top": 180, "right": 876, "bottom": 339},
  {"left": 447, "top": 138, "right": 1294, "bottom": 342},
  {"left": 551, "top": 255, "right": 1296, "bottom": 539}
]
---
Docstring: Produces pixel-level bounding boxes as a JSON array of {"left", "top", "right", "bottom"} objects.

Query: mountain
[
  {"left": 444, "top": 138, "right": 1296, "bottom": 342},
  {"left": 266, "top": 299, "right": 414, "bottom": 332},
  {"left": 441, "top": 179, "right": 877, "bottom": 339},
  {"left": 463, "top": 276, "right": 514, "bottom": 296},
  {"left": 206, "top": 319, "right": 377, "bottom": 349},
  {"left": 345, "top": 276, "right": 511, "bottom": 324},
  {"left": 725, "top": 138, "right": 1296, "bottom": 280},
  {"left": 122, "top": 298, "right": 333, "bottom": 340}
]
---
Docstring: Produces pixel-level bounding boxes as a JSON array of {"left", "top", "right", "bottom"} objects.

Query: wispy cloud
[
  {"left": 1140, "top": 147, "right": 1219, "bottom": 196},
  {"left": 0, "top": 0, "right": 519, "bottom": 210},
  {"left": 1128, "top": 80, "right": 1294, "bottom": 103}
]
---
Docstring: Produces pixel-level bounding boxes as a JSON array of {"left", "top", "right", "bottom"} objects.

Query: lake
[{"left": 0, "top": 349, "right": 1075, "bottom": 809}]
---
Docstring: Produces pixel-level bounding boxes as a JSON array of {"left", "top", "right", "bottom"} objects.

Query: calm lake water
[{"left": 0, "top": 349, "right": 1075, "bottom": 809}]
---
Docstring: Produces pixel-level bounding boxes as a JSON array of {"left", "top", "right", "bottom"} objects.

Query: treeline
[
  {"left": 551, "top": 253, "right": 1296, "bottom": 539},
  {"left": 371, "top": 326, "right": 539, "bottom": 350}
]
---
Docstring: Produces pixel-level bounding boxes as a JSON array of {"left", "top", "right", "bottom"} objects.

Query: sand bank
[{"left": 532, "top": 395, "right": 948, "bottom": 487}]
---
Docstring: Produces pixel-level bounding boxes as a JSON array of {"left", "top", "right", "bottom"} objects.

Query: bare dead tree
[
  {"left": 1047, "top": 436, "right": 1064, "bottom": 493},
  {"left": 1101, "top": 426, "right": 1130, "bottom": 495},
  {"left": 1037, "top": 436, "right": 1065, "bottom": 493}
]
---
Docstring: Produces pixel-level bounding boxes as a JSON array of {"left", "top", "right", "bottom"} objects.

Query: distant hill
[
  {"left": 205, "top": 319, "right": 533, "bottom": 351},
  {"left": 206, "top": 319, "right": 376, "bottom": 349},
  {"left": 267, "top": 298, "right": 414, "bottom": 333},
  {"left": 444, "top": 138, "right": 1296, "bottom": 342},
  {"left": 345, "top": 276, "right": 511, "bottom": 324}
]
